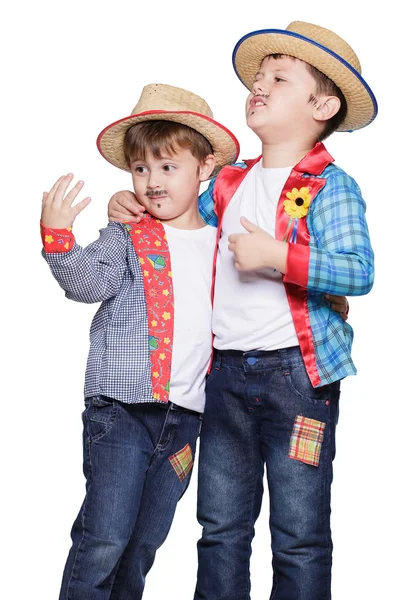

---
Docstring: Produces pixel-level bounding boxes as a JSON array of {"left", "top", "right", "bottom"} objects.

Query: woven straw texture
[
  {"left": 234, "top": 21, "right": 376, "bottom": 131},
  {"left": 98, "top": 84, "right": 239, "bottom": 177}
]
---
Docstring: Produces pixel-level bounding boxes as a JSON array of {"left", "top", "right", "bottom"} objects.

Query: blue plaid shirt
[
  {"left": 198, "top": 160, "right": 374, "bottom": 386},
  {"left": 43, "top": 222, "right": 153, "bottom": 403}
]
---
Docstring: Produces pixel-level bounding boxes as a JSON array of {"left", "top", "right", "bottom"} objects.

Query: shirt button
[{"left": 246, "top": 357, "right": 257, "bottom": 365}]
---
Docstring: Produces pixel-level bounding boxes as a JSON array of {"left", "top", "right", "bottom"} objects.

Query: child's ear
[
  {"left": 314, "top": 96, "right": 341, "bottom": 123},
  {"left": 199, "top": 154, "right": 216, "bottom": 181}
]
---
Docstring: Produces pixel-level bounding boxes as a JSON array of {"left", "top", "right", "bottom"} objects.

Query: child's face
[
  {"left": 130, "top": 147, "right": 208, "bottom": 223},
  {"left": 245, "top": 55, "right": 319, "bottom": 143}
]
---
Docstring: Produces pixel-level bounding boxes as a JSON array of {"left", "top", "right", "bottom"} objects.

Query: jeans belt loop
[{"left": 279, "top": 347, "right": 289, "bottom": 371}]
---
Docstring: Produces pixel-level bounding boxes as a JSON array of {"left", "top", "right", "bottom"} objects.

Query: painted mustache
[{"left": 145, "top": 190, "right": 168, "bottom": 197}]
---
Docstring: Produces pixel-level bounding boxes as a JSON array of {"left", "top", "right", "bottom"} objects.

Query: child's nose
[
  {"left": 147, "top": 172, "right": 161, "bottom": 188},
  {"left": 252, "top": 79, "right": 269, "bottom": 96}
]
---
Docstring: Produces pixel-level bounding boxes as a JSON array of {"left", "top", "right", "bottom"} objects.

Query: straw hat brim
[
  {"left": 233, "top": 29, "right": 378, "bottom": 131},
  {"left": 97, "top": 110, "right": 240, "bottom": 178}
]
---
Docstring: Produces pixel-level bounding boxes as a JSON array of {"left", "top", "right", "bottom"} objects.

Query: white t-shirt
[
  {"left": 164, "top": 223, "right": 216, "bottom": 413},
  {"left": 213, "top": 162, "right": 299, "bottom": 351}
]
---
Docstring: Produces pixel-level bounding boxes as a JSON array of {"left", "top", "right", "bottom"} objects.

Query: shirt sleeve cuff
[
  {"left": 283, "top": 243, "right": 309, "bottom": 288},
  {"left": 40, "top": 223, "right": 75, "bottom": 253}
]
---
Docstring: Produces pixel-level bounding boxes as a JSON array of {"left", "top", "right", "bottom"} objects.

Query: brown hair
[
  {"left": 269, "top": 54, "right": 348, "bottom": 140},
  {"left": 123, "top": 120, "right": 213, "bottom": 166}
]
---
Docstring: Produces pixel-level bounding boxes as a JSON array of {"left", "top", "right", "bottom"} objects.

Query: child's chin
[
  {"left": 246, "top": 113, "right": 265, "bottom": 129},
  {"left": 148, "top": 208, "right": 174, "bottom": 221}
]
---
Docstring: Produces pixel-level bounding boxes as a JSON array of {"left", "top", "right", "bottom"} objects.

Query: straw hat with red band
[
  {"left": 232, "top": 21, "right": 378, "bottom": 132},
  {"left": 97, "top": 84, "right": 240, "bottom": 178}
]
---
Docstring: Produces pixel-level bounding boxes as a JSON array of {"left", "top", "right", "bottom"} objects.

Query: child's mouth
[
  {"left": 145, "top": 191, "right": 168, "bottom": 200},
  {"left": 250, "top": 95, "right": 266, "bottom": 108}
]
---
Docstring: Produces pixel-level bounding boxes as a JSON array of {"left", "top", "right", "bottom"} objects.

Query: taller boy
[
  {"left": 193, "top": 21, "right": 376, "bottom": 600},
  {"left": 107, "top": 21, "right": 376, "bottom": 600}
]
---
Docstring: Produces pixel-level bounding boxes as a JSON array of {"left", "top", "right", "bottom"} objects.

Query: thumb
[{"left": 240, "top": 216, "right": 259, "bottom": 233}]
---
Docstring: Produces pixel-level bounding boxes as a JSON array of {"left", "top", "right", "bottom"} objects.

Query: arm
[
  {"left": 284, "top": 172, "right": 374, "bottom": 296},
  {"left": 42, "top": 175, "right": 128, "bottom": 303},
  {"left": 107, "top": 174, "right": 219, "bottom": 225},
  {"left": 198, "top": 176, "right": 217, "bottom": 226},
  {"left": 42, "top": 223, "right": 129, "bottom": 303}
]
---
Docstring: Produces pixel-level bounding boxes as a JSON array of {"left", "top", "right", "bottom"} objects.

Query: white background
[{"left": 2, "top": 1, "right": 394, "bottom": 598}]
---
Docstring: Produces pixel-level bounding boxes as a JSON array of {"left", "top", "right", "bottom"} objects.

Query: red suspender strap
[{"left": 125, "top": 214, "right": 174, "bottom": 403}]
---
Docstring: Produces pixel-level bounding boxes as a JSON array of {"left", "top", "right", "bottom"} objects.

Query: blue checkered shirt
[
  {"left": 43, "top": 222, "right": 153, "bottom": 403},
  {"left": 198, "top": 161, "right": 374, "bottom": 386}
]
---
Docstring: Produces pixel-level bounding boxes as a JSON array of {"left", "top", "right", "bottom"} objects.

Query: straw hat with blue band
[
  {"left": 97, "top": 84, "right": 240, "bottom": 178},
  {"left": 232, "top": 21, "right": 378, "bottom": 132}
]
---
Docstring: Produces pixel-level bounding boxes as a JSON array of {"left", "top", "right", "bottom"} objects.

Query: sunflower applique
[{"left": 282, "top": 187, "right": 312, "bottom": 243}]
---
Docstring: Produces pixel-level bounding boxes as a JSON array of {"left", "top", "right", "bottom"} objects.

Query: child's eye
[
  {"left": 274, "top": 77, "right": 286, "bottom": 82},
  {"left": 163, "top": 165, "right": 176, "bottom": 172},
  {"left": 134, "top": 166, "right": 148, "bottom": 174}
]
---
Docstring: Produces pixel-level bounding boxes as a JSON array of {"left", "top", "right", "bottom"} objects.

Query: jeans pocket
[
  {"left": 169, "top": 443, "right": 194, "bottom": 483},
  {"left": 283, "top": 363, "right": 331, "bottom": 404},
  {"left": 289, "top": 415, "right": 326, "bottom": 467},
  {"left": 84, "top": 395, "right": 119, "bottom": 443}
]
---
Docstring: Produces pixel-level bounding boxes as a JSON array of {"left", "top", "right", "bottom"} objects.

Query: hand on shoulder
[{"left": 108, "top": 190, "right": 146, "bottom": 223}]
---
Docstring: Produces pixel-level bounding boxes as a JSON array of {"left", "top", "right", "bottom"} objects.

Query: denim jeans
[
  {"left": 194, "top": 347, "right": 340, "bottom": 600},
  {"left": 59, "top": 396, "right": 201, "bottom": 600}
]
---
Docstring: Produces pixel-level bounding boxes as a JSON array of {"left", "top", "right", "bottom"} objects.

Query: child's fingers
[
  {"left": 42, "top": 191, "right": 48, "bottom": 207},
  {"left": 46, "top": 175, "right": 66, "bottom": 204},
  {"left": 119, "top": 197, "right": 145, "bottom": 214},
  {"left": 64, "top": 179, "right": 85, "bottom": 207},
  {"left": 72, "top": 196, "right": 91, "bottom": 217},
  {"left": 325, "top": 294, "right": 348, "bottom": 311},
  {"left": 53, "top": 173, "right": 74, "bottom": 206},
  {"left": 108, "top": 210, "right": 142, "bottom": 223},
  {"left": 108, "top": 192, "right": 145, "bottom": 218}
]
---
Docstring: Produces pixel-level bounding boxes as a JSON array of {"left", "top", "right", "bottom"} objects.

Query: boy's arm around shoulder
[
  {"left": 42, "top": 221, "right": 129, "bottom": 303},
  {"left": 198, "top": 163, "right": 247, "bottom": 226},
  {"left": 284, "top": 170, "right": 374, "bottom": 296},
  {"left": 199, "top": 175, "right": 218, "bottom": 226}
]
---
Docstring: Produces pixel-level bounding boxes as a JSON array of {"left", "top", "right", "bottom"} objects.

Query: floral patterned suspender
[{"left": 125, "top": 213, "right": 174, "bottom": 403}]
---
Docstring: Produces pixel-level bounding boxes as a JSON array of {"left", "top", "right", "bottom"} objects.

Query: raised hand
[
  {"left": 108, "top": 190, "right": 146, "bottom": 223},
  {"left": 41, "top": 173, "right": 91, "bottom": 229}
]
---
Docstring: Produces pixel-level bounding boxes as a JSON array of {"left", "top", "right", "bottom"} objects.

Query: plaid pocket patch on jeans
[
  {"left": 169, "top": 443, "right": 194, "bottom": 482},
  {"left": 289, "top": 415, "right": 326, "bottom": 467}
]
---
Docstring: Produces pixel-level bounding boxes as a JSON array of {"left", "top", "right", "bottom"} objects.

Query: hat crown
[
  {"left": 97, "top": 83, "right": 239, "bottom": 176},
  {"left": 286, "top": 21, "right": 361, "bottom": 73},
  {"left": 131, "top": 84, "right": 214, "bottom": 118}
]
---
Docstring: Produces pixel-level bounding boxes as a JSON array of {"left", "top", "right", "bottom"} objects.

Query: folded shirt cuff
[
  {"left": 283, "top": 243, "right": 309, "bottom": 288},
  {"left": 40, "top": 222, "right": 75, "bottom": 253}
]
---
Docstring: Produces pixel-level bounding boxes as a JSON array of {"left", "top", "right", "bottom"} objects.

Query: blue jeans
[
  {"left": 194, "top": 347, "right": 340, "bottom": 600},
  {"left": 59, "top": 396, "right": 201, "bottom": 600}
]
